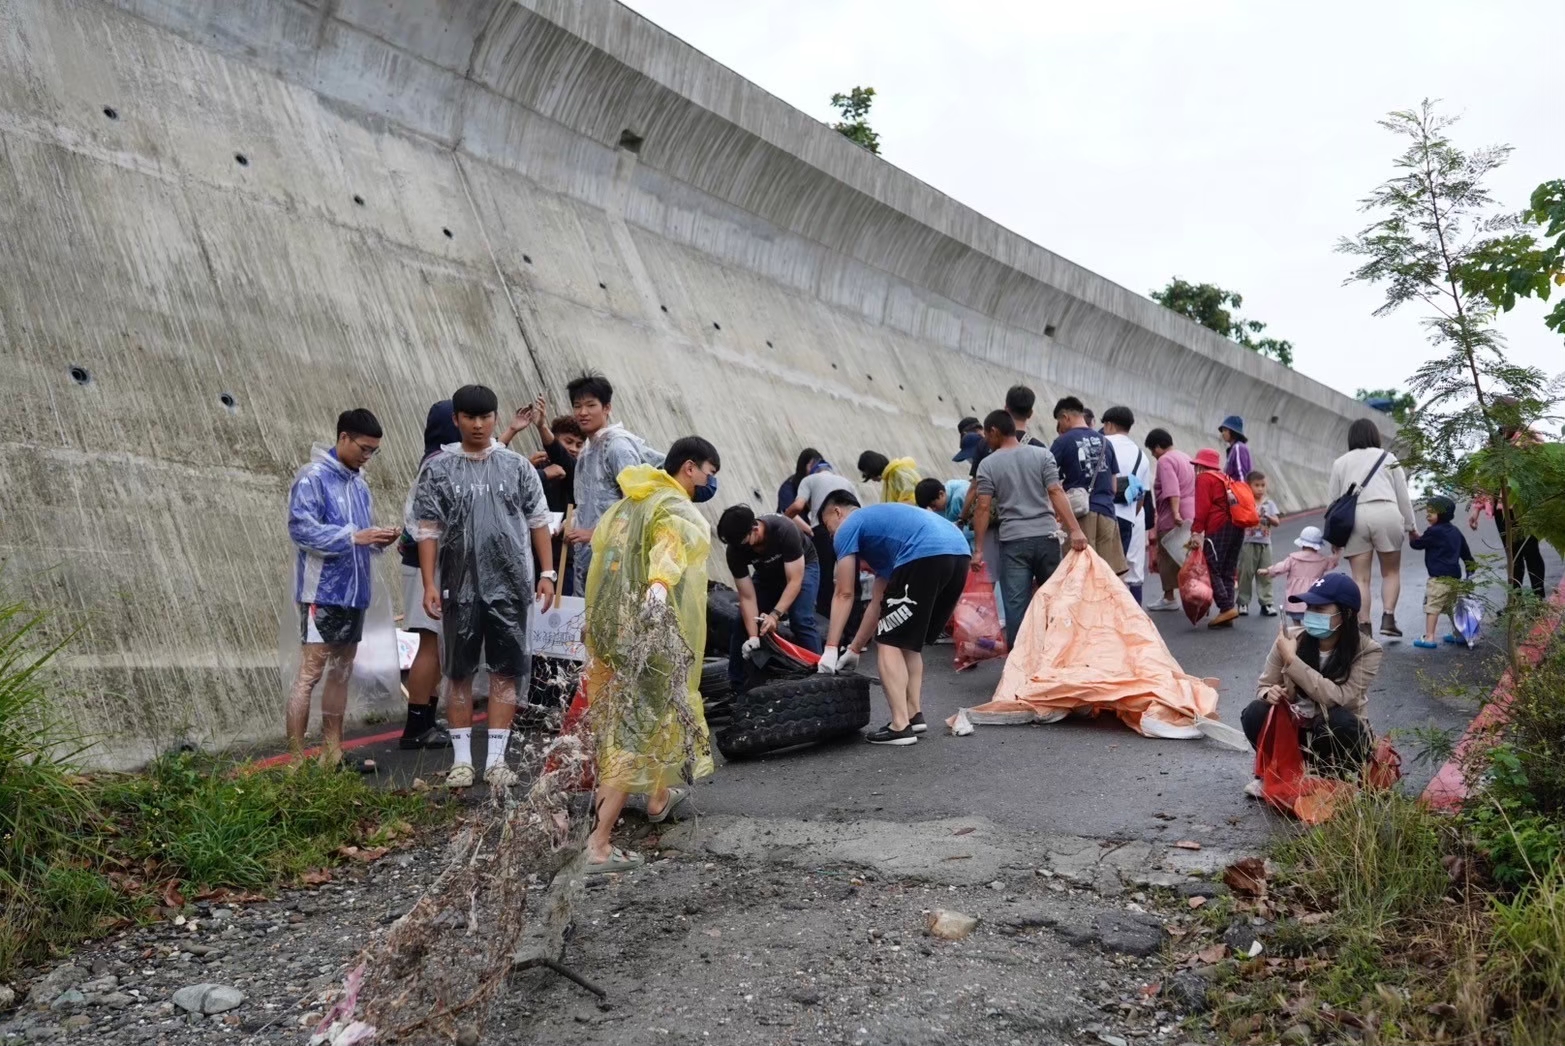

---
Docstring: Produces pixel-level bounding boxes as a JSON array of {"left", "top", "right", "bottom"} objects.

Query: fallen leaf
[
  {"left": 1223, "top": 856, "right": 1268, "bottom": 898},
  {"left": 702, "top": 928, "right": 722, "bottom": 938},
  {"left": 952, "top": 826, "right": 976, "bottom": 836},
  {"left": 1427, "top": 1002, "right": 1458, "bottom": 1018},
  {"left": 337, "top": 845, "right": 390, "bottom": 863},
  {"left": 161, "top": 881, "right": 185, "bottom": 909},
  {"left": 1196, "top": 943, "right": 1228, "bottom": 964},
  {"left": 301, "top": 868, "right": 333, "bottom": 886},
  {"left": 1173, "top": 840, "right": 1203, "bottom": 851},
  {"left": 1298, "top": 911, "right": 1329, "bottom": 925},
  {"left": 1187, "top": 896, "right": 1208, "bottom": 909}
]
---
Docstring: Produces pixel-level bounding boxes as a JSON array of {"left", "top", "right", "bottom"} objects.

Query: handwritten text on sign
[{"left": 530, "top": 596, "right": 587, "bottom": 662}]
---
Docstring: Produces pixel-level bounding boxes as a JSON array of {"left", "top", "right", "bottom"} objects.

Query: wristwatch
[{"left": 539, "top": 570, "right": 558, "bottom": 581}]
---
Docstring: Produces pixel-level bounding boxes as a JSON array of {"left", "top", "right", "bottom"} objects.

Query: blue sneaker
[{"left": 1413, "top": 638, "right": 1438, "bottom": 649}]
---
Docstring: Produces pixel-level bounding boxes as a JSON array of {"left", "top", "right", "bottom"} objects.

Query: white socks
[
  {"left": 485, "top": 729, "right": 510, "bottom": 770},
  {"left": 449, "top": 727, "right": 472, "bottom": 766}
]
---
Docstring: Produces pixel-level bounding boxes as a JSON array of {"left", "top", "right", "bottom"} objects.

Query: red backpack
[{"left": 1221, "top": 474, "right": 1261, "bottom": 529}]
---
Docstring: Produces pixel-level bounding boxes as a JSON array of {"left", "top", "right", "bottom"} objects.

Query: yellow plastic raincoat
[
  {"left": 882, "top": 457, "right": 922, "bottom": 505},
  {"left": 583, "top": 464, "right": 714, "bottom": 793}
]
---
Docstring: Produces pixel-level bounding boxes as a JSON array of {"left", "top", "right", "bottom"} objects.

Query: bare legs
[
  {"left": 285, "top": 642, "right": 356, "bottom": 765},
  {"left": 876, "top": 644, "right": 919, "bottom": 730},
  {"left": 405, "top": 632, "right": 440, "bottom": 712},
  {"left": 586, "top": 785, "right": 670, "bottom": 863},
  {"left": 1377, "top": 549, "right": 1402, "bottom": 623},
  {"left": 1347, "top": 551, "right": 1373, "bottom": 622}
]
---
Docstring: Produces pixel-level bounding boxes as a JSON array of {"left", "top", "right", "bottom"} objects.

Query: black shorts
[
  {"left": 877, "top": 554, "right": 970, "bottom": 652},
  {"left": 299, "top": 603, "right": 365, "bottom": 646},
  {"left": 441, "top": 598, "right": 528, "bottom": 681}
]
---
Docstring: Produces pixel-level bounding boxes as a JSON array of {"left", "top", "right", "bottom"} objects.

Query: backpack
[{"left": 1221, "top": 474, "right": 1261, "bottom": 529}]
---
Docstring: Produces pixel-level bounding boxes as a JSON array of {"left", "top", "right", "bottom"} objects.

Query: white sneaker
[
  {"left": 1237, "top": 603, "right": 1250, "bottom": 616},
  {"left": 1146, "top": 597, "right": 1179, "bottom": 612},
  {"left": 484, "top": 764, "right": 519, "bottom": 789},
  {"left": 445, "top": 763, "right": 475, "bottom": 788},
  {"left": 1244, "top": 778, "right": 1265, "bottom": 799}
]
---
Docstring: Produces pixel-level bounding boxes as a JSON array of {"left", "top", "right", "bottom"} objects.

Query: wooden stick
[{"left": 554, "top": 506, "right": 574, "bottom": 612}]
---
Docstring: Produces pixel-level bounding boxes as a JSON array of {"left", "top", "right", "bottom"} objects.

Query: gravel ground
[{"left": 1, "top": 807, "right": 1221, "bottom": 1046}]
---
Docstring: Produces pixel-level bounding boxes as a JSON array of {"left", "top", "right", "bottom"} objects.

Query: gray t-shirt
[
  {"left": 975, "top": 443, "right": 1062, "bottom": 542},
  {"left": 794, "top": 471, "right": 857, "bottom": 522}
]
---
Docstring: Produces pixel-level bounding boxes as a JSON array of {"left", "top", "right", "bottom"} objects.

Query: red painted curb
[
  {"left": 249, "top": 711, "right": 489, "bottom": 770},
  {"left": 1422, "top": 576, "right": 1565, "bottom": 810}
]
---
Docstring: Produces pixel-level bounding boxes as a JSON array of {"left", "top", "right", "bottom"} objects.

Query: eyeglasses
[{"left": 349, "top": 438, "right": 380, "bottom": 458}]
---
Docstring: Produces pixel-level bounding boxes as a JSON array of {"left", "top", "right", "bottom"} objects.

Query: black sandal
[{"left": 399, "top": 726, "right": 453, "bottom": 750}]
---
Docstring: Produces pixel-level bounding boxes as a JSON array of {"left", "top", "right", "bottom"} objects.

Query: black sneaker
[
  {"left": 1259, "top": 604, "right": 1277, "bottom": 617},
  {"left": 399, "top": 725, "right": 453, "bottom": 750},
  {"left": 866, "top": 724, "right": 918, "bottom": 746},
  {"left": 909, "top": 712, "right": 929, "bottom": 734}
]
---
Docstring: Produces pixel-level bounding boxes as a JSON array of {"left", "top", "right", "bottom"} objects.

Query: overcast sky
[{"left": 621, "top": 0, "right": 1564, "bottom": 403}]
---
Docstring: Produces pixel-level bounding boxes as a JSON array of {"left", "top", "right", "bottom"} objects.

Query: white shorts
[
  {"left": 1344, "top": 501, "right": 1407, "bottom": 557},
  {"left": 400, "top": 563, "right": 441, "bottom": 633}
]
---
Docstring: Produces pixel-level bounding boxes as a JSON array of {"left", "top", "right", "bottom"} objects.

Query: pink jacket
[{"left": 1259, "top": 548, "right": 1339, "bottom": 603}]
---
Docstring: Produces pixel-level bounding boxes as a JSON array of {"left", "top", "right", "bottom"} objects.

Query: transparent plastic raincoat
[
  {"left": 289, "top": 447, "right": 376, "bottom": 609},
  {"left": 584, "top": 464, "right": 714, "bottom": 793},
  {"left": 882, "top": 457, "right": 922, "bottom": 505},
  {"left": 405, "top": 442, "right": 551, "bottom": 659}
]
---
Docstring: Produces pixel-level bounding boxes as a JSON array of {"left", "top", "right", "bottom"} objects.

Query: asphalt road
[{"left": 343, "top": 511, "right": 1556, "bottom": 850}]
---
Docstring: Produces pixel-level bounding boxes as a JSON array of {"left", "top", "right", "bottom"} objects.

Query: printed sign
[{"left": 530, "top": 596, "right": 587, "bottom": 662}]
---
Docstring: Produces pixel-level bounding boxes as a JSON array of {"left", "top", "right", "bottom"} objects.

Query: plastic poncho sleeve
[
  {"left": 882, "top": 458, "right": 922, "bottom": 505},
  {"left": 406, "top": 457, "right": 449, "bottom": 544},
  {"left": 288, "top": 470, "right": 354, "bottom": 556}
]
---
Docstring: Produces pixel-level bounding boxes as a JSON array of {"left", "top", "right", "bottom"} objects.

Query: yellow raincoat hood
[{"left": 882, "top": 457, "right": 922, "bottom": 505}]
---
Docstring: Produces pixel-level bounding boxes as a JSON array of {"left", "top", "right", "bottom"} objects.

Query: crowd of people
[{"left": 284, "top": 373, "right": 1537, "bottom": 867}]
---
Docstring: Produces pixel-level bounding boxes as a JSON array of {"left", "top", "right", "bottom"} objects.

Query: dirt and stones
[{"left": 1, "top": 812, "right": 1229, "bottom": 1046}]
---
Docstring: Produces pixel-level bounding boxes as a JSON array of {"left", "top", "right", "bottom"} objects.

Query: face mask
[
  {"left": 1301, "top": 611, "right": 1337, "bottom": 639},
  {"left": 692, "top": 473, "right": 718, "bottom": 503}
]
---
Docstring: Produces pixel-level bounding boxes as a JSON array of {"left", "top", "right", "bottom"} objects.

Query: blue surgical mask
[
  {"left": 1301, "top": 611, "right": 1337, "bottom": 639},
  {"left": 692, "top": 473, "right": 718, "bottom": 503}
]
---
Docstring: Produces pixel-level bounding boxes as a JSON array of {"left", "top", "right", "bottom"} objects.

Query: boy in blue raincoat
[{"left": 285, "top": 409, "right": 399, "bottom": 764}]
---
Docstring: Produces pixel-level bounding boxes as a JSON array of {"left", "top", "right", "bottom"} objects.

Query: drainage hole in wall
[
  {"left": 523, "top": 254, "right": 533, "bottom": 264},
  {"left": 1270, "top": 415, "right": 1280, "bottom": 424},
  {"left": 219, "top": 392, "right": 237, "bottom": 410},
  {"left": 898, "top": 384, "right": 904, "bottom": 390},
  {"left": 352, "top": 194, "right": 365, "bottom": 206},
  {"left": 713, "top": 322, "right": 721, "bottom": 330},
  {"left": 1044, "top": 324, "right": 1057, "bottom": 337},
  {"left": 866, "top": 374, "right": 874, "bottom": 381},
  {"left": 766, "top": 341, "right": 773, "bottom": 348},
  {"left": 442, "top": 227, "right": 453, "bottom": 239},
  {"left": 69, "top": 365, "right": 92, "bottom": 386},
  {"left": 234, "top": 153, "right": 249, "bottom": 167},
  {"left": 660, "top": 305, "right": 668, "bottom": 313},
  {"left": 830, "top": 363, "right": 837, "bottom": 369},
  {"left": 751, "top": 489, "right": 762, "bottom": 500},
  {"left": 598, "top": 282, "right": 607, "bottom": 289},
  {"left": 102, "top": 106, "right": 118, "bottom": 120},
  {"left": 937, "top": 395, "right": 944, "bottom": 402},
  {"left": 618, "top": 129, "right": 644, "bottom": 153}
]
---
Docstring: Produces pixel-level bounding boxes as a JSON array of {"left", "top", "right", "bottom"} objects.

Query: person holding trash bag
[
  {"left": 970, "top": 410, "right": 1087, "bottom": 648},
  {"left": 816, "top": 491, "right": 972, "bottom": 746},
  {"left": 1187, "top": 447, "right": 1244, "bottom": 627},
  {"left": 581, "top": 437, "right": 721, "bottom": 874},
  {"left": 286, "top": 408, "right": 400, "bottom": 765},
  {"left": 1240, "top": 574, "right": 1381, "bottom": 793},
  {"left": 409, "top": 384, "right": 557, "bottom": 790}
]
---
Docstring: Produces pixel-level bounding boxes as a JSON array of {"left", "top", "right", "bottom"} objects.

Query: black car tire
[{"left": 715, "top": 674, "right": 871, "bottom": 760}]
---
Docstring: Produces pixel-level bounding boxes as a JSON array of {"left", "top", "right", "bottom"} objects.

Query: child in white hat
[{"left": 1258, "top": 526, "right": 1340, "bottom": 624}]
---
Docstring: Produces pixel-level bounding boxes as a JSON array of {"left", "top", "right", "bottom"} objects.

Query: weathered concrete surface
[{"left": 0, "top": 0, "right": 1386, "bottom": 764}]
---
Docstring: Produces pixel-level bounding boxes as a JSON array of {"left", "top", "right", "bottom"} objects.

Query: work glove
[
  {"left": 640, "top": 582, "right": 670, "bottom": 624},
  {"left": 740, "top": 636, "right": 761, "bottom": 659},
  {"left": 644, "top": 582, "right": 669, "bottom": 607},
  {"left": 837, "top": 648, "right": 860, "bottom": 673},
  {"left": 816, "top": 646, "right": 840, "bottom": 675}
]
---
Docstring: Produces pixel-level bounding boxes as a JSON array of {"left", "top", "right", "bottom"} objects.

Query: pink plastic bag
[
  {"left": 1178, "top": 543, "right": 1213, "bottom": 624},
  {"left": 953, "top": 564, "right": 1008, "bottom": 671}
]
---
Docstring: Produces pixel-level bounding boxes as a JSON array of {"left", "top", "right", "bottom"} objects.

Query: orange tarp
[{"left": 953, "top": 548, "right": 1219, "bottom": 738}]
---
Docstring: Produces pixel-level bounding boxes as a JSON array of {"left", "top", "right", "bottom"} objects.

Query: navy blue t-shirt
[
  {"left": 1409, "top": 521, "right": 1474, "bottom": 579},
  {"left": 1050, "top": 427, "right": 1119, "bottom": 518}
]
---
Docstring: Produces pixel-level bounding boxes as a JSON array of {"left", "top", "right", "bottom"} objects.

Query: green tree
[
  {"left": 1354, "top": 387, "right": 1416, "bottom": 423},
  {"left": 1149, "top": 278, "right": 1295, "bottom": 366},
  {"left": 830, "top": 86, "right": 881, "bottom": 155},
  {"left": 1337, "top": 99, "right": 1557, "bottom": 655},
  {"left": 1459, "top": 178, "right": 1565, "bottom": 338}
]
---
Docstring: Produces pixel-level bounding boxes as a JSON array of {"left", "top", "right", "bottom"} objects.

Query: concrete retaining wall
[{"left": 0, "top": 0, "right": 1384, "bottom": 765}]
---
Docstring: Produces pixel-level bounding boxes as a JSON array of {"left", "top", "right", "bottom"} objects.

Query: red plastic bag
[
  {"left": 542, "top": 678, "right": 595, "bottom": 792},
  {"left": 1177, "top": 543, "right": 1213, "bottom": 624},
  {"left": 953, "top": 564, "right": 1008, "bottom": 671}
]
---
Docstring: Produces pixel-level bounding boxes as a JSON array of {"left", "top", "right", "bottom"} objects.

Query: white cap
[{"left": 1294, "top": 525, "right": 1324, "bottom": 550}]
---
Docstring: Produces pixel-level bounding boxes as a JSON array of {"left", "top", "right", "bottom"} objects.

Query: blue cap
[
  {"left": 953, "top": 431, "right": 986, "bottom": 463},
  {"left": 1219, "top": 414, "right": 1246, "bottom": 439},
  {"left": 1288, "top": 572, "right": 1361, "bottom": 613}
]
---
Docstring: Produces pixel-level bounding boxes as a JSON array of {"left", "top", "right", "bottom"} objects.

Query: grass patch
[
  {"left": 0, "top": 598, "right": 449, "bottom": 975},
  {"left": 1197, "top": 630, "right": 1565, "bottom": 1046}
]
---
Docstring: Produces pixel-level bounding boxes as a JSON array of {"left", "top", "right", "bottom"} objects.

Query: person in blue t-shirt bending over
[{"left": 816, "top": 491, "right": 972, "bottom": 747}]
